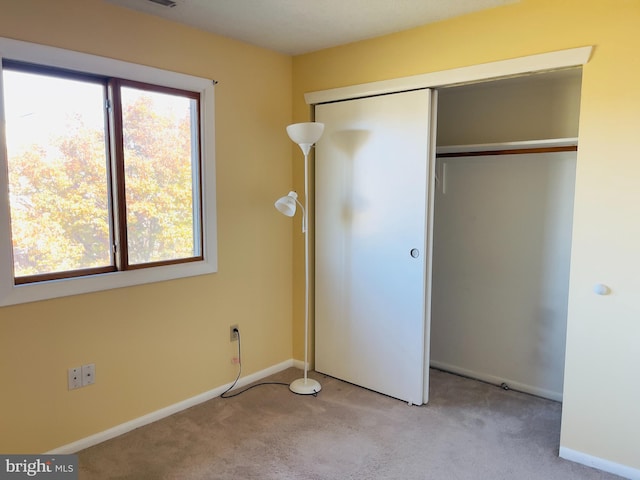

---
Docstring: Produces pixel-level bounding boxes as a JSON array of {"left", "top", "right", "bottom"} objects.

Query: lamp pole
[
  {"left": 302, "top": 148, "right": 310, "bottom": 384},
  {"left": 285, "top": 123, "right": 323, "bottom": 395}
]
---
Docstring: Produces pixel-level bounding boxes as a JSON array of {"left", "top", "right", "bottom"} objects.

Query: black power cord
[{"left": 220, "top": 328, "right": 288, "bottom": 398}]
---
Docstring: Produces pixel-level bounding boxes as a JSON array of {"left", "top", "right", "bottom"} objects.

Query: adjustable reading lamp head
[{"left": 274, "top": 191, "right": 298, "bottom": 218}]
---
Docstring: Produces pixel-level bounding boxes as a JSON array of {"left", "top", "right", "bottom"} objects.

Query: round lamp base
[{"left": 289, "top": 378, "right": 322, "bottom": 395}]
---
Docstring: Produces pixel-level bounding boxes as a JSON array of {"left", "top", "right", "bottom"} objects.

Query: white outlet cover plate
[
  {"left": 68, "top": 367, "right": 82, "bottom": 390},
  {"left": 82, "top": 363, "right": 95, "bottom": 386}
]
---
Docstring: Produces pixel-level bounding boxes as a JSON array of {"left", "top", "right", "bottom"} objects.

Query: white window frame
[{"left": 0, "top": 37, "right": 217, "bottom": 306}]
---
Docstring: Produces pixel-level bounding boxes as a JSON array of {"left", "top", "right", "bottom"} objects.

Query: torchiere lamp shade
[{"left": 286, "top": 122, "right": 324, "bottom": 155}]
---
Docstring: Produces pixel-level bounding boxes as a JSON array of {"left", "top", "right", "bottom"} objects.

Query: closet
[
  {"left": 314, "top": 65, "right": 583, "bottom": 404},
  {"left": 431, "top": 69, "right": 582, "bottom": 401}
]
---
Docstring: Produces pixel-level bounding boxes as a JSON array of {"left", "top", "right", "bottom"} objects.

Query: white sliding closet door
[{"left": 315, "top": 89, "right": 434, "bottom": 405}]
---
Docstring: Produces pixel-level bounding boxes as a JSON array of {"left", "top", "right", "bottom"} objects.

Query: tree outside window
[{"left": 3, "top": 63, "right": 203, "bottom": 284}]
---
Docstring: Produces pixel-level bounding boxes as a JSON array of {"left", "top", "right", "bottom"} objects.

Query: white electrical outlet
[
  {"left": 230, "top": 324, "right": 239, "bottom": 342},
  {"left": 82, "top": 363, "right": 95, "bottom": 386},
  {"left": 68, "top": 367, "right": 82, "bottom": 390}
]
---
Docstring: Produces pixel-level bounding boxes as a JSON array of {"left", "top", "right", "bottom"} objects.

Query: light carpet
[{"left": 78, "top": 368, "right": 622, "bottom": 479}]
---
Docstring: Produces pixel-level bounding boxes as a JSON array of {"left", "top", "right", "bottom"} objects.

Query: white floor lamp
[{"left": 275, "top": 122, "right": 324, "bottom": 395}]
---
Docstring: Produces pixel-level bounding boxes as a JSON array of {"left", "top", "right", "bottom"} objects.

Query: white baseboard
[
  {"left": 47, "top": 359, "right": 296, "bottom": 455},
  {"left": 560, "top": 446, "right": 640, "bottom": 480},
  {"left": 430, "top": 360, "right": 563, "bottom": 402},
  {"left": 292, "top": 359, "right": 306, "bottom": 371}
]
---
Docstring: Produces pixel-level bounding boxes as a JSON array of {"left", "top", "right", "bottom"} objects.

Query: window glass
[
  {"left": 120, "top": 85, "right": 201, "bottom": 265},
  {"left": 3, "top": 69, "right": 112, "bottom": 278}
]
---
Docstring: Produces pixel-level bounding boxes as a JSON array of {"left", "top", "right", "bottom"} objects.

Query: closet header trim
[{"left": 304, "top": 46, "right": 592, "bottom": 105}]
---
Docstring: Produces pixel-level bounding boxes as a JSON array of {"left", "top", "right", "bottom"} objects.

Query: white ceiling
[{"left": 104, "top": 0, "right": 519, "bottom": 55}]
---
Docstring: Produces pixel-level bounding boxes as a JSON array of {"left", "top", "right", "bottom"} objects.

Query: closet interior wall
[{"left": 430, "top": 69, "right": 582, "bottom": 401}]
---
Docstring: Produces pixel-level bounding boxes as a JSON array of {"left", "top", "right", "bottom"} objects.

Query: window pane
[
  {"left": 3, "top": 69, "right": 112, "bottom": 278},
  {"left": 121, "top": 86, "right": 200, "bottom": 265}
]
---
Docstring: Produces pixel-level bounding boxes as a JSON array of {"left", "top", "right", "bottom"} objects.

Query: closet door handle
[{"left": 410, "top": 248, "right": 420, "bottom": 258}]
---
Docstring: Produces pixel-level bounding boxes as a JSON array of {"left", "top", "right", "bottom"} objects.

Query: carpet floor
[{"left": 78, "top": 368, "right": 622, "bottom": 479}]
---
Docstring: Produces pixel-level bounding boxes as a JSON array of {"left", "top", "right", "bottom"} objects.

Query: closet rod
[{"left": 436, "top": 145, "right": 577, "bottom": 158}]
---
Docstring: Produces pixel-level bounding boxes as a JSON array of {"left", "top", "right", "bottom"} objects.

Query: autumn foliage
[{"left": 8, "top": 89, "right": 197, "bottom": 278}]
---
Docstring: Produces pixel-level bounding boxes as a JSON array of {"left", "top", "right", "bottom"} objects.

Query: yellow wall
[
  {"left": 293, "top": 0, "right": 640, "bottom": 471},
  {"left": 0, "top": 0, "right": 294, "bottom": 453},
  {"left": 1, "top": 0, "right": 639, "bottom": 471}
]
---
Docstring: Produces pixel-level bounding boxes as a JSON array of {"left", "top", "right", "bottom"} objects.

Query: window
[
  {"left": 5, "top": 66, "right": 112, "bottom": 281},
  {"left": 117, "top": 81, "right": 202, "bottom": 269},
  {"left": 0, "top": 38, "right": 217, "bottom": 306}
]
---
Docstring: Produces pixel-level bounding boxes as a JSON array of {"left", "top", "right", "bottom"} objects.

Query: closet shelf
[{"left": 436, "top": 137, "right": 578, "bottom": 155}]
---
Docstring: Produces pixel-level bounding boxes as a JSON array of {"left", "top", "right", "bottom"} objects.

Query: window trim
[{"left": 0, "top": 37, "right": 217, "bottom": 306}]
